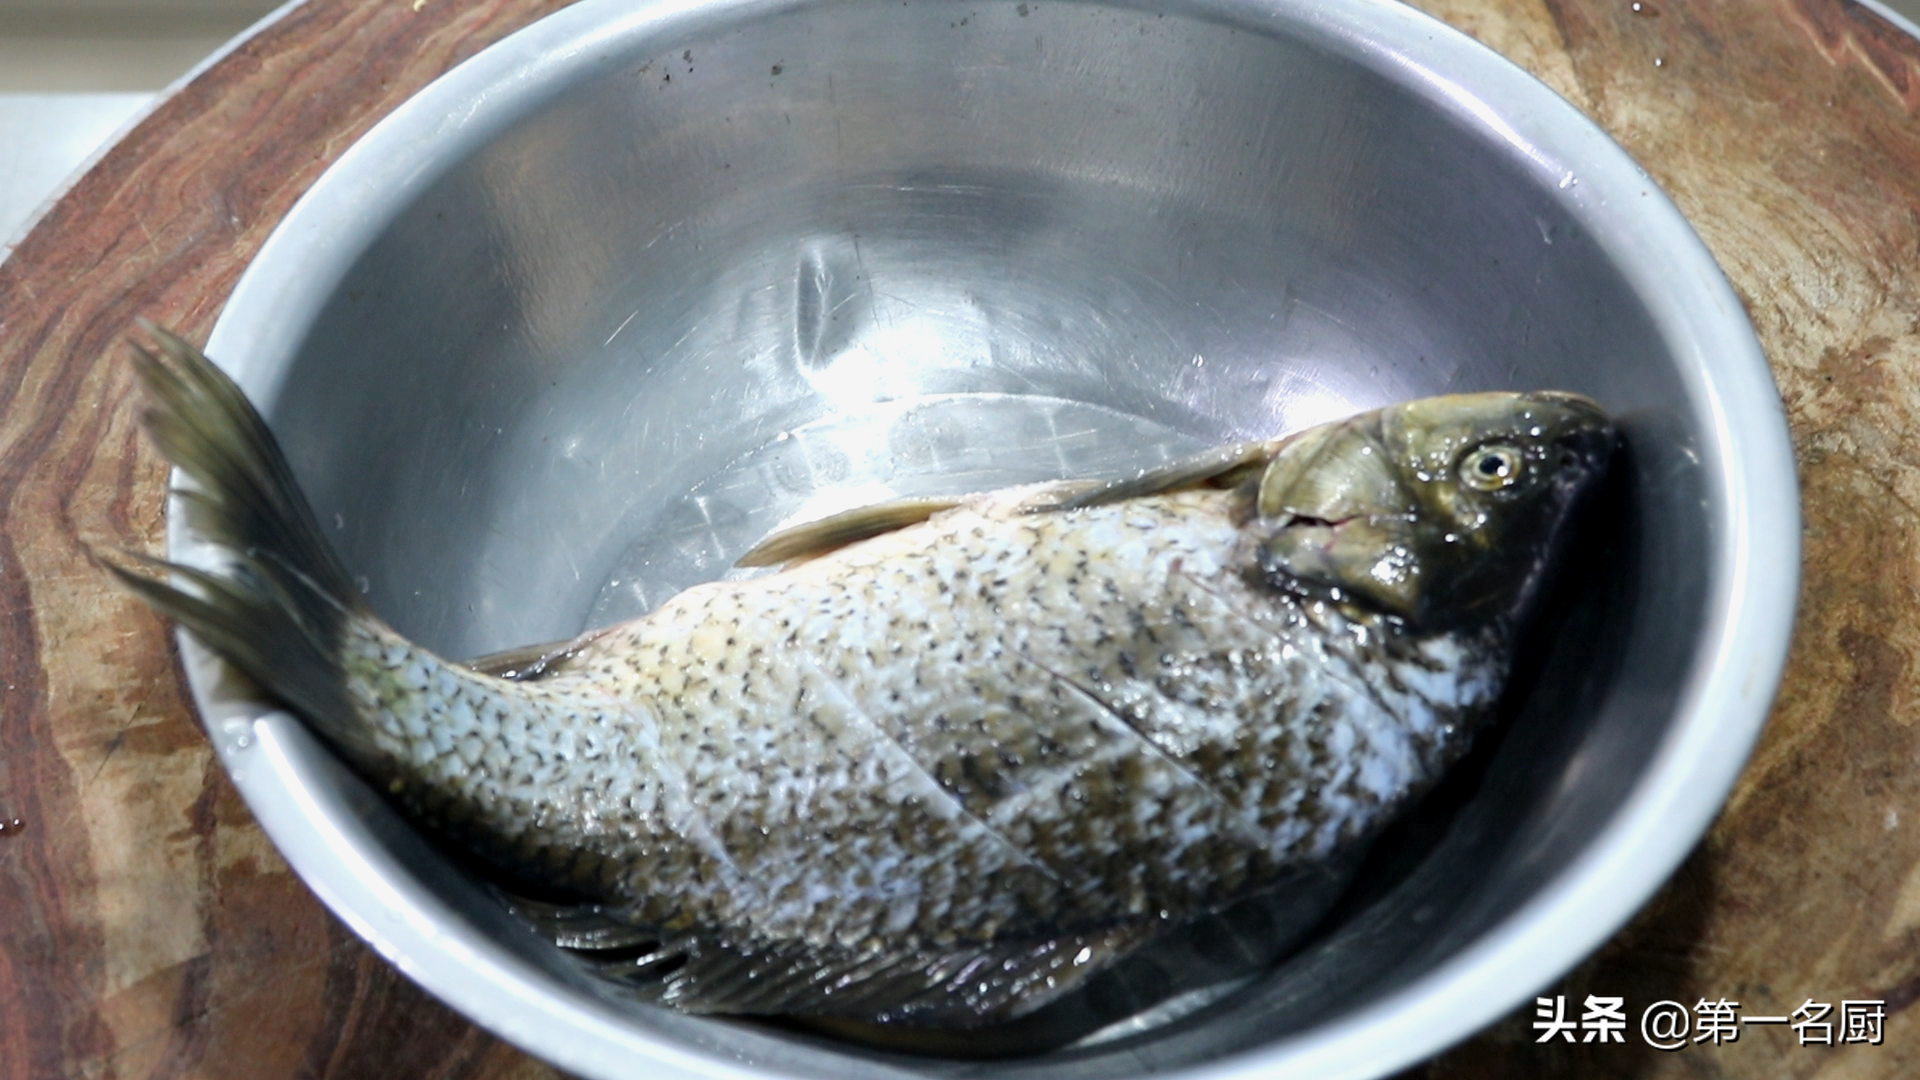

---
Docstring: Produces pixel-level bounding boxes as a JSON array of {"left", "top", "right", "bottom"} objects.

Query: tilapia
[{"left": 109, "top": 328, "right": 1613, "bottom": 1031}]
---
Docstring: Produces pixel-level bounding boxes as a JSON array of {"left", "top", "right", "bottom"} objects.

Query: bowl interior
[{"left": 196, "top": 0, "right": 1781, "bottom": 1076}]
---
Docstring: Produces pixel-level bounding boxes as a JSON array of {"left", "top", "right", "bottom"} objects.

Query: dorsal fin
[
  {"left": 1028, "top": 438, "right": 1282, "bottom": 513},
  {"left": 463, "top": 635, "right": 599, "bottom": 681},
  {"left": 734, "top": 495, "right": 968, "bottom": 568},
  {"left": 736, "top": 439, "right": 1288, "bottom": 568}
]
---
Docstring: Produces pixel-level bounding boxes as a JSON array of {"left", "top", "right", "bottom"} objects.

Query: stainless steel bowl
[{"left": 181, "top": 0, "right": 1798, "bottom": 1075}]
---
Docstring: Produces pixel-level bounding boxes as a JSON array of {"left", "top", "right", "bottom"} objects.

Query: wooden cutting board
[{"left": 1, "top": 0, "right": 1915, "bottom": 1076}]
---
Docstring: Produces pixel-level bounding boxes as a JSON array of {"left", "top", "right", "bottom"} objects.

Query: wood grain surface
[{"left": 1, "top": 0, "right": 1916, "bottom": 1077}]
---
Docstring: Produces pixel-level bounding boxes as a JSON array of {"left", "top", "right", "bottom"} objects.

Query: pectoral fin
[
  {"left": 735, "top": 495, "right": 967, "bottom": 568},
  {"left": 605, "top": 925, "right": 1150, "bottom": 1027},
  {"left": 497, "top": 888, "right": 1152, "bottom": 1027}
]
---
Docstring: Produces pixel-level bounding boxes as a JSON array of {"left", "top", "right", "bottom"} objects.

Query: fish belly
[{"left": 428, "top": 485, "right": 1507, "bottom": 958}]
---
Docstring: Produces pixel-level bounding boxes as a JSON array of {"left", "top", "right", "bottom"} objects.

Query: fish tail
[{"left": 104, "top": 324, "right": 387, "bottom": 768}]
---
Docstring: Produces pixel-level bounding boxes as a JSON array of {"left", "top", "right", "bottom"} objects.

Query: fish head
[{"left": 1253, "top": 391, "right": 1614, "bottom": 630}]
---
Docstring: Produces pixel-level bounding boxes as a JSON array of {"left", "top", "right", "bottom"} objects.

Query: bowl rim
[{"left": 185, "top": 0, "right": 1800, "bottom": 1076}]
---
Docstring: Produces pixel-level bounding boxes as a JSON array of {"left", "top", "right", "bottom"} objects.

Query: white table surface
[{"left": 1, "top": 92, "right": 152, "bottom": 252}]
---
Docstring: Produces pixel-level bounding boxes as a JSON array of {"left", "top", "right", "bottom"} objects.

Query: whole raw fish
[{"left": 109, "top": 328, "right": 1612, "bottom": 1029}]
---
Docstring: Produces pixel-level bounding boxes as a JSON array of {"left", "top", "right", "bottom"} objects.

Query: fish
[{"left": 107, "top": 327, "right": 1614, "bottom": 1033}]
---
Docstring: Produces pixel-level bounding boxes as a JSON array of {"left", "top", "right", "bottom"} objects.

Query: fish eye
[{"left": 1460, "top": 443, "right": 1525, "bottom": 491}]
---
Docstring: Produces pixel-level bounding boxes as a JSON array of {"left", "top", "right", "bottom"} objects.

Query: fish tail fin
[{"left": 103, "top": 324, "right": 385, "bottom": 768}]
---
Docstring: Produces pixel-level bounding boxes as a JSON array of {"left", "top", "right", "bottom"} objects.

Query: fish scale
[
  {"left": 110, "top": 327, "right": 1612, "bottom": 1028},
  {"left": 338, "top": 482, "right": 1496, "bottom": 957}
]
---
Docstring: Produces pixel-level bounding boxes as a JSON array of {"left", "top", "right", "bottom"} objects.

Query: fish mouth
[
  {"left": 1278, "top": 513, "right": 1359, "bottom": 531},
  {"left": 1526, "top": 389, "right": 1606, "bottom": 411},
  {"left": 1550, "top": 424, "right": 1618, "bottom": 480}
]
